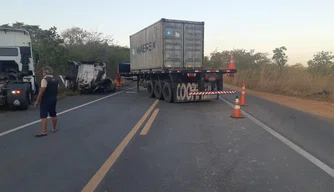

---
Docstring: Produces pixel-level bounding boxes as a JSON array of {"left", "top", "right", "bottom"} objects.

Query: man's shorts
[{"left": 40, "top": 98, "right": 57, "bottom": 119}]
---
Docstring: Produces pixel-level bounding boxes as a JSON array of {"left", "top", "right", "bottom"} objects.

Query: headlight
[{"left": 11, "top": 90, "right": 21, "bottom": 94}]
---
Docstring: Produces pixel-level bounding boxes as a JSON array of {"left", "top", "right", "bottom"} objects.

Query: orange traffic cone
[
  {"left": 116, "top": 74, "right": 121, "bottom": 87},
  {"left": 227, "top": 52, "right": 235, "bottom": 77},
  {"left": 231, "top": 96, "right": 244, "bottom": 118},
  {"left": 240, "top": 82, "right": 247, "bottom": 106}
]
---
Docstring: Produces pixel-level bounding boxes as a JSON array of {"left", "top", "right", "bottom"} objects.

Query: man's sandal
[{"left": 35, "top": 133, "right": 47, "bottom": 137}]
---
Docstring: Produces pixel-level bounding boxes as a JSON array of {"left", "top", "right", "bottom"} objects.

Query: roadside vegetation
[
  {"left": 1, "top": 22, "right": 130, "bottom": 80},
  {"left": 204, "top": 48, "right": 334, "bottom": 102},
  {"left": 1, "top": 22, "right": 333, "bottom": 102},
  {"left": 1, "top": 22, "right": 130, "bottom": 98}
]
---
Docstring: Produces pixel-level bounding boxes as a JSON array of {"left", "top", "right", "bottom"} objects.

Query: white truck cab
[
  {"left": 0, "top": 28, "right": 37, "bottom": 109},
  {"left": 0, "top": 28, "right": 36, "bottom": 93}
]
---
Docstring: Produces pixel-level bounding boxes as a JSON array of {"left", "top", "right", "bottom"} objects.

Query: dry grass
[{"left": 224, "top": 65, "right": 334, "bottom": 102}]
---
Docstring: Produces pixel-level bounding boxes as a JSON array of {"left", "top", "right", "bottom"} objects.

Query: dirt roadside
[{"left": 224, "top": 84, "right": 334, "bottom": 120}]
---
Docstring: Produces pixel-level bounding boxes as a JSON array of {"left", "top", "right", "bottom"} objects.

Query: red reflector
[
  {"left": 205, "top": 76, "right": 216, "bottom": 81},
  {"left": 187, "top": 73, "right": 196, "bottom": 78},
  {"left": 227, "top": 73, "right": 235, "bottom": 77}
]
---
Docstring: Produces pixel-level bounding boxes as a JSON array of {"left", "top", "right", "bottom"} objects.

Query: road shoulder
[{"left": 224, "top": 83, "right": 334, "bottom": 120}]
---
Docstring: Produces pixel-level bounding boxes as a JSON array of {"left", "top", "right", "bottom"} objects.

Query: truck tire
[
  {"left": 28, "top": 89, "right": 33, "bottom": 105},
  {"left": 154, "top": 81, "right": 164, "bottom": 100},
  {"left": 162, "top": 82, "right": 174, "bottom": 103},
  {"left": 21, "top": 93, "right": 29, "bottom": 110},
  {"left": 147, "top": 81, "right": 155, "bottom": 98}
]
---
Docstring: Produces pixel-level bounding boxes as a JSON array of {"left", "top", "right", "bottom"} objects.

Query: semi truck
[
  {"left": 64, "top": 60, "right": 116, "bottom": 93},
  {"left": 0, "top": 28, "right": 37, "bottom": 109},
  {"left": 119, "top": 18, "right": 237, "bottom": 103}
]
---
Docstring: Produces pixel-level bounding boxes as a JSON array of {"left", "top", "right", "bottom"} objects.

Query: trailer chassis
[{"left": 120, "top": 69, "right": 237, "bottom": 103}]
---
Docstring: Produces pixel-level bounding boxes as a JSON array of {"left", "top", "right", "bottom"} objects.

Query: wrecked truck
[{"left": 64, "top": 61, "right": 116, "bottom": 93}]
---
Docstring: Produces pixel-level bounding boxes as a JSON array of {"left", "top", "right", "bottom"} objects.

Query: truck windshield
[{"left": 0, "top": 48, "right": 18, "bottom": 56}]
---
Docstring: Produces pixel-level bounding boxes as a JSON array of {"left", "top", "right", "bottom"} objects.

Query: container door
[
  {"left": 163, "top": 21, "right": 183, "bottom": 69},
  {"left": 183, "top": 22, "right": 204, "bottom": 69}
]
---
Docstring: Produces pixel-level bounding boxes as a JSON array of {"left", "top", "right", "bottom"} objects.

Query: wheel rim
[
  {"left": 147, "top": 83, "right": 152, "bottom": 93},
  {"left": 164, "top": 86, "right": 169, "bottom": 98},
  {"left": 155, "top": 83, "right": 161, "bottom": 96},
  {"left": 163, "top": 84, "right": 171, "bottom": 101},
  {"left": 156, "top": 85, "right": 160, "bottom": 94}
]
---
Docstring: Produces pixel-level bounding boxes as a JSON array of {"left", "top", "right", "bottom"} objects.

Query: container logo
[
  {"left": 135, "top": 41, "right": 156, "bottom": 55},
  {"left": 165, "top": 29, "right": 173, "bottom": 37},
  {"left": 131, "top": 48, "right": 136, "bottom": 58}
]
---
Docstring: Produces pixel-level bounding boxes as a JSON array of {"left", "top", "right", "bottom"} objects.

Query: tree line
[
  {"left": 204, "top": 46, "right": 334, "bottom": 77},
  {"left": 1, "top": 22, "right": 130, "bottom": 79},
  {"left": 1, "top": 22, "right": 333, "bottom": 79}
]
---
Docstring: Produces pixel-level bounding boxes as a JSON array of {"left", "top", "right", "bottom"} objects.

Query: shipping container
[{"left": 130, "top": 18, "right": 204, "bottom": 71}]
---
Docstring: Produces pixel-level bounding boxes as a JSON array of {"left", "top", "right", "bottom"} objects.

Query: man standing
[{"left": 34, "top": 66, "right": 59, "bottom": 137}]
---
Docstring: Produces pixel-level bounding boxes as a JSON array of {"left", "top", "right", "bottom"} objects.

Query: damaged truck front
[
  {"left": 0, "top": 28, "right": 37, "bottom": 110},
  {"left": 64, "top": 61, "right": 116, "bottom": 93}
]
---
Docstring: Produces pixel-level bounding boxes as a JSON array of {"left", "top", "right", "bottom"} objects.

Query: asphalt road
[{"left": 1, "top": 83, "right": 334, "bottom": 192}]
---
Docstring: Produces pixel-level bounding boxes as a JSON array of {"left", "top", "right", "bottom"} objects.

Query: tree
[
  {"left": 1, "top": 22, "right": 68, "bottom": 74},
  {"left": 272, "top": 46, "right": 288, "bottom": 74},
  {"left": 1, "top": 22, "right": 130, "bottom": 78},
  {"left": 291, "top": 63, "right": 305, "bottom": 69},
  {"left": 202, "top": 48, "right": 273, "bottom": 70},
  {"left": 307, "top": 51, "right": 334, "bottom": 75},
  {"left": 203, "top": 56, "right": 211, "bottom": 67},
  {"left": 253, "top": 52, "right": 272, "bottom": 65}
]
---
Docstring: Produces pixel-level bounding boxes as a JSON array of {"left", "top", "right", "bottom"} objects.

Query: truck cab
[{"left": 0, "top": 28, "right": 37, "bottom": 109}]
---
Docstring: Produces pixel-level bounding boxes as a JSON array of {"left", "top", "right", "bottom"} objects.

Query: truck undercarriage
[{"left": 120, "top": 68, "right": 237, "bottom": 103}]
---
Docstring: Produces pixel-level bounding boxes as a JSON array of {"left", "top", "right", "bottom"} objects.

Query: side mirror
[{"left": 35, "top": 53, "right": 40, "bottom": 64}]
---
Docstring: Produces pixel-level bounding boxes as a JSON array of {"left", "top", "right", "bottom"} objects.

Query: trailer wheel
[
  {"left": 163, "top": 82, "right": 174, "bottom": 103},
  {"left": 147, "top": 81, "right": 155, "bottom": 98},
  {"left": 154, "top": 81, "right": 164, "bottom": 100}
]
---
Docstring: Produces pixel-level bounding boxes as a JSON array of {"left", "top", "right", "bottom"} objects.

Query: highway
[{"left": 1, "top": 84, "right": 334, "bottom": 192}]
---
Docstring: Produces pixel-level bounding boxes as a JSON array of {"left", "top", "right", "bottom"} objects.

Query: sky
[{"left": 2, "top": 0, "right": 334, "bottom": 65}]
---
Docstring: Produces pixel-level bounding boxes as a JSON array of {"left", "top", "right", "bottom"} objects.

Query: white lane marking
[
  {"left": 0, "top": 88, "right": 134, "bottom": 137},
  {"left": 220, "top": 96, "right": 334, "bottom": 178}
]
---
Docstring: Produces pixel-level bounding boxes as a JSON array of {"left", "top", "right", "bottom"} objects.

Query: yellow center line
[
  {"left": 81, "top": 99, "right": 159, "bottom": 192},
  {"left": 140, "top": 108, "right": 160, "bottom": 136}
]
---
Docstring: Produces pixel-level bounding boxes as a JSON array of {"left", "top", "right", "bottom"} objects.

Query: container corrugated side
[
  {"left": 162, "top": 19, "right": 204, "bottom": 69},
  {"left": 162, "top": 20, "right": 184, "bottom": 69},
  {"left": 130, "top": 20, "right": 164, "bottom": 71},
  {"left": 130, "top": 18, "right": 205, "bottom": 71},
  {"left": 183, "top": 21, "right": 204, "bottom": 69}
]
